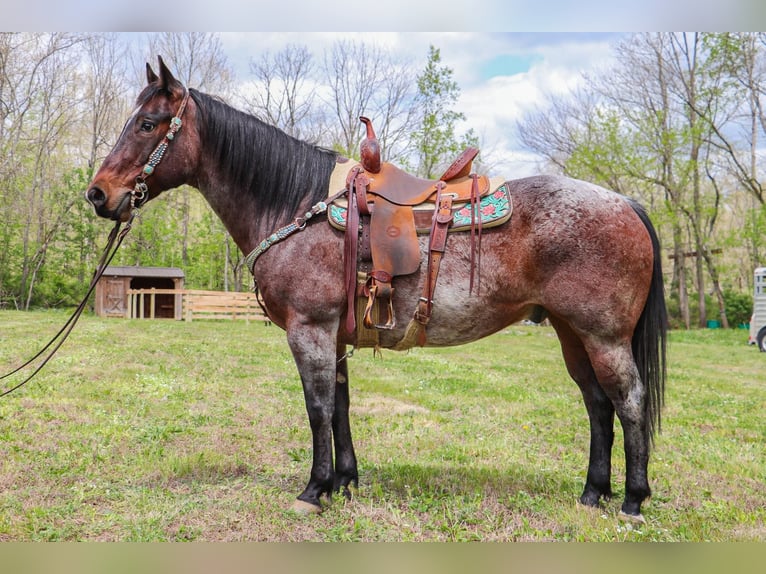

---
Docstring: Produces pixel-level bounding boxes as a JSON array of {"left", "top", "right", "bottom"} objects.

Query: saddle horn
[{"left": 359, "top": 116, "right": 381, "bottom": 174}]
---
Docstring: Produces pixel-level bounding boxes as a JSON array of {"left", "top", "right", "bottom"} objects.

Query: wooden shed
[{"left": 95, "top": 266, "right": 185, "bottom": 319}]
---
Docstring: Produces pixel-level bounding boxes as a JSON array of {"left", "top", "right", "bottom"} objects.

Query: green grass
[{"left": 0, "top": 310, "right": 763, "bottom": 541}]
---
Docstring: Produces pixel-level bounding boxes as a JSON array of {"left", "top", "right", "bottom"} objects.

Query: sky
[
  {"left": 215, "top": 32, "right": 625, "bottom": 178},
  {"left": 3, "top": 0, "right": 765, "bottom": 32},
  {"left": 5, "top": 0, "right": 766, "bottom": 176}
]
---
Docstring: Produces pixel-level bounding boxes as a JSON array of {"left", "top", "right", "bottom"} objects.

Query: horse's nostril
[{"left": 86, "top": 186, "right": 106, "bottom": 207}]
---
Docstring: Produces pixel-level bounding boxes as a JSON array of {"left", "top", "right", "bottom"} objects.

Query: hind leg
[
  {"left": 585, "top": 341, "right": 651, "bottom": 521},
  {"left": 551, "top": 318, "right": 615, "bottom": 507}
]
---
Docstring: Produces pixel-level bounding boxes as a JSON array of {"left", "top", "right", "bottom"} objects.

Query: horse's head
[{"left": 86, "top": 57, "right": 198, "bottom": 221}]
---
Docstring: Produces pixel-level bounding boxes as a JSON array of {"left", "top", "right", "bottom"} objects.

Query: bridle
[
  {"left": 0, "top": 88, "right": 191, "bottom": 397},
  {"left": 130, "top": 89, "right": 190, "bottom": 211}
]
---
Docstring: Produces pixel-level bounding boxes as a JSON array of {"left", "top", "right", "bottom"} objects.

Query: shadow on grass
[{"left": 360, "top": 460, "right": 584, "bottom": 509}]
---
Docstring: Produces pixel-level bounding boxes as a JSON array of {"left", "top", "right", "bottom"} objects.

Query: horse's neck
[
  {"left": 190, "top": 94, "right": 334, "bottom": 257},
  {"left": 194, "top": 152, "right": 320, "bottom": 259},
  {"left": 194, "top": 177, "right": 259, "bottom": 256}
]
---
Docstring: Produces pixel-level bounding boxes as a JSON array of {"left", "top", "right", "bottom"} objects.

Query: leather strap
[
  {"left": 343, "top": 167, "right": 365, "bottom": 334},
  {"left": 355, "top": 171, "right": 371, "bottom": 216},
  {"left": 411, "top": 182, "right": 452, "bottom": 346},
  {"left": 469, "top": 174, "right": 482, "bottom": 294}
]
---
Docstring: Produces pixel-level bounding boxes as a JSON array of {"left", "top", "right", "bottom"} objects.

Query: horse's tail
[{"left": 627, "top": 199, "right": 668, "bottom": 445}]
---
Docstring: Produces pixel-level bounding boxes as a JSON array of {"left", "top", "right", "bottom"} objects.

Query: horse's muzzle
[
  {"left": 85, "top": 186, "right": 107, "bottom": 210},
  {"left": 85, "top": 186, "right": 131, "bottom": 221}
]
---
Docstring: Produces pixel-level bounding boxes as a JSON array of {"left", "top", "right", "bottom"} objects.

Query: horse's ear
[
  {"left": 156, "top": 55, "right": 183, "bottom": 94},
  {"left": 146, "top": 62, "right": 158, "bottom": 85}
]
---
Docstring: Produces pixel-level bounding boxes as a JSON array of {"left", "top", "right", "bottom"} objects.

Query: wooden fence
[{"left": 126, "top": 288, "right": 268, "bottom": 322}]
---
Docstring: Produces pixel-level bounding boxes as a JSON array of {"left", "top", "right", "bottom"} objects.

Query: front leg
[
  {"left": 333, "top": 346, "right": 358, "bottom": 499},
  {"left": 287, "top": 320, "right": 339, "bottom": 513}
]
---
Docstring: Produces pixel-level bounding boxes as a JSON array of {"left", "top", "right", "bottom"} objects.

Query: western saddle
[{"left": 335, "top": 116, "right": 505, "bottom": 350}]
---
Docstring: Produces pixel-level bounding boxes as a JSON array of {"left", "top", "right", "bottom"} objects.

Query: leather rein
[{"left": 0, "top": 90, "right": 190, "bottom": 397}]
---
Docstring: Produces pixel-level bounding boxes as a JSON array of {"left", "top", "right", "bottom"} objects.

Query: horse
[{"left": 85, "top": 57, "right": 667, "bottom": 523}]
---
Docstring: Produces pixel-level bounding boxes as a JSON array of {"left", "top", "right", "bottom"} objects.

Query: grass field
[{"left": 0, "top": 310, "right": 763, "bottom": 541}]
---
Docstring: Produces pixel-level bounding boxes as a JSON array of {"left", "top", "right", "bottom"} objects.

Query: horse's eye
[{"left": 139, "top": 120, "right": 155, "bottom": 133}]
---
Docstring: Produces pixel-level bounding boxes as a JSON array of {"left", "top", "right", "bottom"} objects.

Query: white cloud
[
  {"left": 220, "top": 32, "right": 620, "bottom": 178},
  {"left": 455, "top": 35, "right": 619, "bottom": 177}
]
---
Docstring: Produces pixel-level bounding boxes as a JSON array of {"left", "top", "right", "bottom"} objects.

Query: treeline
[
  {"left": 518, "top": 33, "right": 765, "bottom": 329},
  {"left": 0, "top": 33, "right": 475, "bottom": 309},
  {"left": 1, "top": 33, "right": 764, "bottom": 329}
]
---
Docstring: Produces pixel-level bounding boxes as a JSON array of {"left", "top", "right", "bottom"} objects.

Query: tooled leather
[
  {"left": 439, "top": 147, "right": 479, "bottom": 182},
  {"left": 365, "top": 162, "right": 489, "bottom": 206},
  {"left": 369, "top": 196, "right": 421, "bottom": 278}
]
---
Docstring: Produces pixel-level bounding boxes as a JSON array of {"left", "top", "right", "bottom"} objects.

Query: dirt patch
[
  {"left": 731, "top": 523, "right": 766, "bottom": 541},
  {"left": 352, "top": 397, "right": 429, "bottom": 416}
]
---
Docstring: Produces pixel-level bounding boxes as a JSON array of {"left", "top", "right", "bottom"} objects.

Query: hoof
[
  {"left": 291, "top": 499, "right": 323, "bottom": 515},
  {"left": 339, "top": 483, "right": 357, "bottom": 501},
  {"left": 618, "top": 510, "right": 646, "bottom": 525}
]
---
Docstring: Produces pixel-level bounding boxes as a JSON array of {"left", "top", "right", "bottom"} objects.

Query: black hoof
[{"left": 580, "top": 485, "right": 612, "bottom": 507}]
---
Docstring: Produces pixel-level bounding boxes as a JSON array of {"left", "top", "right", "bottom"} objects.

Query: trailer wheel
[{"left": 758, "top": 326, "right": 766, "bottom": 352}]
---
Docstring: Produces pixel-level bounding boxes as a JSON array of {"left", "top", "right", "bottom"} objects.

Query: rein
[
  {"left": 0, "top": 89, "right": 190, "bottom": 397},
  {"left": 0, "top": 217, "right": 134, "bottom": 397}
]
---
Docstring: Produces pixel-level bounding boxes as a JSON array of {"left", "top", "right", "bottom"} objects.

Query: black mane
[{"left": 189, "top": 89, "right": 338, "bottom": 226}]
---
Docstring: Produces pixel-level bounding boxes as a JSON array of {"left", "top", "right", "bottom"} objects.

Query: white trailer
[{"left": 749, "top": 267, "right": 766, "bottom": 351}]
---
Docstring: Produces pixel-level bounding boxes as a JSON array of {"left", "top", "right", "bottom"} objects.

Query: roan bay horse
[{"left": 86, "top": 58, "right": 667, "bottom": 523}]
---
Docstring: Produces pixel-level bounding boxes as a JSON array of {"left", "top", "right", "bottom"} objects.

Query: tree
[
  {"left": 244, "top": 43, "right": 321, "bottom": 142},
  {"left": 413, "top": 45, "right": 478, "bottom": 179},
  {"left": 663, "top": 33, "right": 731, "bottom": 327},
  {"left": 517, "top": 33, "right": 745, "bottom": 329},
  {"left": 81, "top": 34, "right": 130, "bottom": 173},
  {"left": 0, "top": 33, "right": 87, "bottom": 309},
  {"left": 323, "top": 39, "right": 419, "bottom": 165},
  {"left": 702, "top": 33, "right": 766, "bottom": 207},
  {"left": 145, "top": 32, "right": 233, "bottom": 94},
  {"left": 517, "top": 85, "right": 649, "bottom": 195},
  {"left": 71, "top": 34, "right": 131, "bottom": 286},
  {"left": 699, "top": 33, "right": 766, "bottom": 274}
]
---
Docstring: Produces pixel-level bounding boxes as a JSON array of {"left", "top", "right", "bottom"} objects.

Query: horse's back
[
  {"left": 507, "top": 174, "right": 644, "bottom": 232},
  {"left": 505, "top": 174, "right": 655, "bottom": 335}
]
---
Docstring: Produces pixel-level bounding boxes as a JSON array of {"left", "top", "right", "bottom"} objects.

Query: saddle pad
[{"left": 328, "top": 180, "right": 513, "bottom": 234}]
